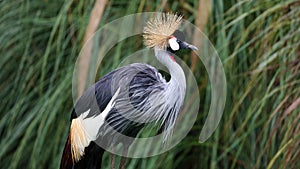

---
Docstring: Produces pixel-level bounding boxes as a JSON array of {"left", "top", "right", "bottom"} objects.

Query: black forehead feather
[{"left": 173, "top": 30, "right": 185, "bottom": 41}]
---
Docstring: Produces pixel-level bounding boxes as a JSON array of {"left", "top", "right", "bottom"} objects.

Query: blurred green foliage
[{"left": 0, "top": 0, "right": 299, "bottom": 168}]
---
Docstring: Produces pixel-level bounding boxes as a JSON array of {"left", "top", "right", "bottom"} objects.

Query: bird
[{"left": 60, "top": 13, "right": 198, "bottom": 169}]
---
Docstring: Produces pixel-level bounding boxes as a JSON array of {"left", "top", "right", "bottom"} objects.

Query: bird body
[{"left": 60, "top": 13, "right": 197, "bottom": 169}]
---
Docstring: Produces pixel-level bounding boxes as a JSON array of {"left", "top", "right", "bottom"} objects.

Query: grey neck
[
  {"left": 154, "top": 47, "right": 186, "bottom": 103},
  {"left": 152, "top": 46, "right": 187, "bottom": 143}
]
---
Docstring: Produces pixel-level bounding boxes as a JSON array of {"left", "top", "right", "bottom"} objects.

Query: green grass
[{"left": 0, "top": 0, "right": 299, "bottom": 168}]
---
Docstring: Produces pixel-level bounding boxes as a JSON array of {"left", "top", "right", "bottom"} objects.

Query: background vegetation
[{"left": 0, "top": 0, "right": 299, "bottom": 168}]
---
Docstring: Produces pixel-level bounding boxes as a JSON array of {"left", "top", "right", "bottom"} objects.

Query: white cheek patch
[{"left": 169, "top": 38, "right": 179, "bottom": 51}]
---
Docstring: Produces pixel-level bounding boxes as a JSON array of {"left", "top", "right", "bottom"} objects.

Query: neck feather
[
  {"left": 154, "top": 47, "right": 186, "bottom": 143},
  {"left": 154, "top": 47, "right": 186, "bottom": 103},
  {"left": 153, "top": 47, "right": 187, "bottom": 143}
]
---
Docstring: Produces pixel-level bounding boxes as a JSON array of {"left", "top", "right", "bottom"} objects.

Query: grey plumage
[{"left": 73, "top": 49, "right": 186, "bottom": 144}]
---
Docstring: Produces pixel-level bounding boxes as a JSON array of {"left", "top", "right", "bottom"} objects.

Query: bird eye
[{"left": 168, "top": 38, "right": 179, "bottom": 51}]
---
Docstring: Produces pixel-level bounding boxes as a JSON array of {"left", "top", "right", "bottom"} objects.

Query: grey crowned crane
[{"left": 60, "top": 13, "right": 198, "bottom": 169}]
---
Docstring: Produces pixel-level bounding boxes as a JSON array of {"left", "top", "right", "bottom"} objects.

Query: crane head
[
  {"left": 167, "top": 30, "right": 198, "bottom": 53},
  {"left": 143, "top": 13, "right": 198, "bottom": 52}
]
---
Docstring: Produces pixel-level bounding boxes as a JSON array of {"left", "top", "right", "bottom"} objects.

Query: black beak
[{"left": 181, "top": 41, "right": 198, "bottom": 50}]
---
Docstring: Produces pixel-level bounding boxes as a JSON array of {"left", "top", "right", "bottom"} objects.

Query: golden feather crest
[{"left": 143, "top": 13, "right": 183, "bottom": 49}]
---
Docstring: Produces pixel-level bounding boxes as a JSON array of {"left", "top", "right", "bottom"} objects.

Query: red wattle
[{"left": 170, "top": 55, "right": 176, "bottom": 62}]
